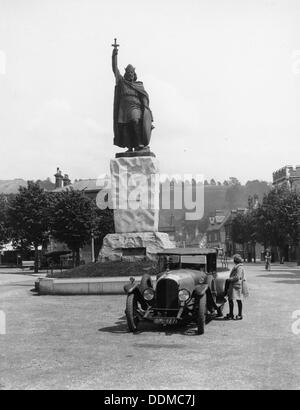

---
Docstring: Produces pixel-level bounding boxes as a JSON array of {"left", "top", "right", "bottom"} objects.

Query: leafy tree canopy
[
  {"left": 50, "top": 190, "right": 105, "bottom": 265},
  {"left": 231, "top": 211, "right": 255, "bottom": 246},
  {"left": 8, "top": 182, "right": 50, "bottom": 247},
  {"left": 253, "top": 187, "right": 300, "bottom": 250},
  {"left": 0, "top": 194, "right": 10, "bottom": 246},
  {"left": 8, "top": 182, "right": 50, "bottom": 271}
]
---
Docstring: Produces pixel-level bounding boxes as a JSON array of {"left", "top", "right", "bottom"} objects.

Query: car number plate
[{"left": 154, "top": 317, "right": 177, "bottom": 325}]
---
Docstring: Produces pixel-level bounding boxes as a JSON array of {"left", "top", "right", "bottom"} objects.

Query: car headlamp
[
  {"left": 143, "top": 288, "right": 155, "bottom": 301},
  {"left": 178, "top": 289, "right": 190, "bottom": 302}
]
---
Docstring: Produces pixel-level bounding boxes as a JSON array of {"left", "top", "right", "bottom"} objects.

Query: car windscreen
[
  {"left": 181, "top": 263, "right": 206, "bottom": 271},
  {"left": 159, "top": 255, "right": 180, "bottom": 271}
]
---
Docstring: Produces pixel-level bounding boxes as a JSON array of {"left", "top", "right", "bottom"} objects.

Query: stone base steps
[{"left": 37, "top": 276, "right": 156, "bottom": 295}]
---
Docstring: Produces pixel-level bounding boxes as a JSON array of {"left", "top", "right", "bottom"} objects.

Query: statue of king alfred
[{"left": 111, "top": 39, "right": 154, "bottom": 152}]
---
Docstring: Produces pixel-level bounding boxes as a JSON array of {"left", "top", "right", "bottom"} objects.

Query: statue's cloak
[{"left": 113, "top": 78, "right": 153, "bottom": 148}]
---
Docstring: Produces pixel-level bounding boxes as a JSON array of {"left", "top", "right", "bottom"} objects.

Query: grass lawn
[
  {"left": 48, "top": 259, "right": 160, "bottom": 278},
  {"left": 48, "top": 259, "right": 229, "bottom": 278}
]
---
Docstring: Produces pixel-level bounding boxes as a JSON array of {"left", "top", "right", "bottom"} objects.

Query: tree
[
  {"left": 92, "top": 207, "right": 115, "bottom": 261},
  {"left": 253, "top": 190, "right": 282, "bottom": 253},
  {"left": 225, "top": 182, "right": 244, "bottom": 209},
  {"left": 252, "top": 187, "right": 300, "bottom": 261},
  {"left": 245, "top": 180, "right": 271, "bottom": 202},
  {"left": 231, "top": 211, "right": 256, "bottom": 260},
  {"left": 36, "top": 178, "right": 56, "bottom": 191},
  {"left": 229, "top": 177, "right": 241, "bottom": 185},
  {"left": 0, "top": 194, "right": 10, "bottom": 247},
  {"left": 50, "top": 190, "right": 95, "bottom": 267},
  {"left": 8, "top": 182, "right": 50, "bottom": 272}
]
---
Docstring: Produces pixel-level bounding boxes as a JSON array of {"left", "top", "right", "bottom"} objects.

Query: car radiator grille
[{"left": 156, "top": 278, "right": 179, "bottom": 311}]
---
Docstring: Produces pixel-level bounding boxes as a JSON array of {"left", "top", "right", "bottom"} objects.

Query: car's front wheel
[
  {"left": 197, "top": 294, "right": 206, "bottom": 335},
  {"left": 125, "top": 293, "right": 140, "bottom": 333}
]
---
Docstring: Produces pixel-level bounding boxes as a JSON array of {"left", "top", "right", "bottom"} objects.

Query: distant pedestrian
[
  {"left": 265, "top": 250, "right": 271, "bottom": 271},
  {"left": 224, "top": 254, "right": 249, "bottom": 320}
]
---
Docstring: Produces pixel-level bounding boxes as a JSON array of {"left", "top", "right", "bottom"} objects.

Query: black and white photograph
[{"left": 0, "top": 0, "right": 300, "bottom": 392}]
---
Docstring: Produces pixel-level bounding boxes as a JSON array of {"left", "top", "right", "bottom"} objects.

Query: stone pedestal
[
  {"left": 99, "top": 153, "right": 174, "bottom": 262},
  {"left": 110, "top": 156, "right": 159, "bottom": 233},
  {"left": 99, "top": 232, "right": 174, "bottom": 261}
]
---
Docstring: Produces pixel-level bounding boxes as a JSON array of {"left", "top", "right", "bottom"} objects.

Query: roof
[
  {"left": 207, "top": 212, "right": 231, "bottom": 232},
  {"left": 157, "top": 248, "right": 217, "bottom": 255},
  {"left": 54, "top": 177, "right": 110, "bottom": 192},
  {"left": 44, "top": 250, "right": 72, "bottom": 257}
]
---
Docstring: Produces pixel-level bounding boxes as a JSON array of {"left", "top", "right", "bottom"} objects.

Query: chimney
[
  {"left": 63, "top": 174, "right": 71, "bottom": 187},
  {"left": 54, "top": 167, "right": 63, "bottom": 188}
]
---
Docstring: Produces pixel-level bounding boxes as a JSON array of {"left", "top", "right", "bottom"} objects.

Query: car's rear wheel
[
  {"left": 125, "top": 293, "right": 140, "bottom": 333},
  {"left": 197, "top": 294, "right": 206, "bottom": 335}
]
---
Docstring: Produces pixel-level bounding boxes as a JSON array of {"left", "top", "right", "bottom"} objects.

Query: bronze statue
[{"left": 112, "top": 39, "right": 154, "bottom": 152}]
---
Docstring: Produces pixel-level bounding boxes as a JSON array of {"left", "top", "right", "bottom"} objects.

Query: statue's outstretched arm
[{"left": 112, "top": 48, "right": 121, "bottom": 81}]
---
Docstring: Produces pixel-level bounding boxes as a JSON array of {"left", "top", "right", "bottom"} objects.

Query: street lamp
[
  {"left": 91, "top": 231, "right": 95, "bottom": 263},
  {"left": 297, "top": 221, "right": 300, "bottom": 266}
]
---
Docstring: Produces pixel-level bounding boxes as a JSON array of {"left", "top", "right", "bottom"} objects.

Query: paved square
[{"left": 0, "top": 264, "right": 299, "bottom": 390}]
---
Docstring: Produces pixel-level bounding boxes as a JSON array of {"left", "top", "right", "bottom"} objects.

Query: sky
[{"left": 0, "top": 0, "right": 300, "bottom": 184}]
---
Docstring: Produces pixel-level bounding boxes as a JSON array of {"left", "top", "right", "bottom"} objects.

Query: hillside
[
  {"left": 159, "top": 180, "right": 272, "bottom": 233},
  {"left": 0, "top": 178, "right": 56, "bottom": 194},
  {"left": 0, "top": 179, "right": 27, "bottom": 194}
]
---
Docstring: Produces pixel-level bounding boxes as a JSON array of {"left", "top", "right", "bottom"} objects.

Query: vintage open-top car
[{"left": 124, "top": 248, "right": 227, "bottom": 335}]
